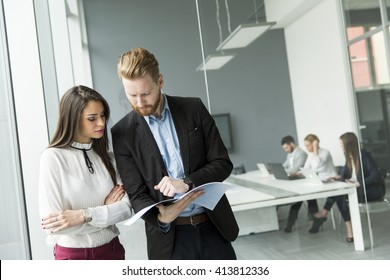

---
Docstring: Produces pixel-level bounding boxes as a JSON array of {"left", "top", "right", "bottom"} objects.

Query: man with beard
[
  {"left": 280, "top": 135, "right": 314, "bottom": 233},
  {"left": 111, "top": 47, "right": 239, "bottom": 260},
  {"left": 281, "top": 135, "right": 307, "bottom": 177}
]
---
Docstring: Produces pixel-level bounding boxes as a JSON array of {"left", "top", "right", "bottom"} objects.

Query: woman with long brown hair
[
  {"left": 311, "top": 132, "right": 385, "bottom": 242},
  {"left": 39, "top": 85, "right": 132, "bottom": 259}
]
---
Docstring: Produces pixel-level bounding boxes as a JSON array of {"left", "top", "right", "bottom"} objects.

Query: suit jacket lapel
[
  {"left": 166, "top": 96, "right": 190, "bottom": 175},
  {"left": 134, "top": 113, "right": 167, "bottom": 175}
]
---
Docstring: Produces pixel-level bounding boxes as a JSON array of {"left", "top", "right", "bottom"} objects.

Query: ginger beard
[{"left": 132, "top": 91, "right": 162, "bottom": 117}]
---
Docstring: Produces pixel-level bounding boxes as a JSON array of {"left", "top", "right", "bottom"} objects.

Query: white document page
[{"left": 123, "top": 182, "right": 233, "bottom": 226}]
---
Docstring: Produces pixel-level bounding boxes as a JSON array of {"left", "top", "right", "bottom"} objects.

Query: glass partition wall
[
  {"left": 342, "top": 0, "right": 390, "bottom": 257},
  {"left": 195, "top": 0, "right": 389, "bottom": 259}
]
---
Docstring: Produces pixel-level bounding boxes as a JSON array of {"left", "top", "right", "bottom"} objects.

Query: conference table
[{"left": 224, "top": 170, "right": 364, "bottom": 251}]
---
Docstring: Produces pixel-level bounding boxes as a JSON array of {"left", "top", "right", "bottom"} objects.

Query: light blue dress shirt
[{"left": 144, "top": 94, "right": 204, "bottom": 218}]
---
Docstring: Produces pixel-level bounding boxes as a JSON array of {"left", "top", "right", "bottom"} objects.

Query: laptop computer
[
  {"left": 267, "top": 163, "right": 305, "bottom": 180},
  {"left": 300, "top": 168, "right": 323, "bottom": 184},
  {"left": 257, "top": 163, "right": 271, "bottom": 177}
]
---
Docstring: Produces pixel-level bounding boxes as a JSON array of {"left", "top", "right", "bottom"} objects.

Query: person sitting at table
[
  {"left": 282, "top": 135, "right": 307, "bottom": 177},
  {"left": 309, "top": 132, "right": 385, "bottom": 242},
  {"left": 303, "top": 134, "right": 338, "bottom": 233},
  {"left": 280, "top": 135, "right": 309, "bottom": 233}
]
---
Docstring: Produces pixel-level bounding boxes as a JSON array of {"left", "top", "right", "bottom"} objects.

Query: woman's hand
[
  {"left": 41, "top": 185, "right": 126, "bottom": 233},
  {"left": 312, "top": 140, "right": 319, "bottom": 155},
  {"left": 346, "top": 179, "right": 360, "bottom": 187},
  {"left": 41, "top": 209, "right": 84, "bottom": 233},
  {"left": 329, "top": 175, "right": 341, "bottom": 181},
  {"left": 104, "top": 184, "right": 125, "bottom": 205}
]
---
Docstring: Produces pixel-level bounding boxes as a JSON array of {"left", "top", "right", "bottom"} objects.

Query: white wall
[
  {"left": 265, "top": 0, "right": 322, "bottom": 28},
  {"left": 269, "top": 0, "right": 358, "bottom": 166}
]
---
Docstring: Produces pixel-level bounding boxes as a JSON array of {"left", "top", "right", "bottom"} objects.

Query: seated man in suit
[
  {"left": 111, "top": 47, "right": 239, "bottom": 260},
  {"left": 282, "top": 135, "right": 307, "bottom": 177},
  {"left": 281, "top": 135, "right": 311, "bottom": 232}
]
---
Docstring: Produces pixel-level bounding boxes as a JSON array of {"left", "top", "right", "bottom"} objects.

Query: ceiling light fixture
[
  {"left": 196, "top": 54, "right": 235, "bottom": 71},
  {"left": 196, "top": 0, "right": 275, "bottom": 71},
  {"left": 216, "top": 21, "right": 276, "bottom": 51}
]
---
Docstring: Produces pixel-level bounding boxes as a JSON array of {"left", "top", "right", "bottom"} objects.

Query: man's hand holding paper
[
  {"left": 123, "top": 182, "right": 234, "bottom": 226},
  {"left": 156, "top": 190, "right": 205, "bottom": 224}
]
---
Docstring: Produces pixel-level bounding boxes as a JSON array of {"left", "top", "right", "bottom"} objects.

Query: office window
[
  {"left": 348, "top": 27, "right": 389, "bottom": 89},
  {"left": 347, "top": 27, "right": 372, "bottom": 88}
]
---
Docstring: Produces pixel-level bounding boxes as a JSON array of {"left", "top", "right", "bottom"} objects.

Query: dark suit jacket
[
  {"left": 340, "top": 149, "right": 385, "bottom": 202},
  {"left": 111, "top": 95, "right": 239, "bottom": 259}
]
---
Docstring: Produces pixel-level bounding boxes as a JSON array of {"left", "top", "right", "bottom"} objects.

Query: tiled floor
[
  {"left": 233, "top": 200, "right": 390, "bottom": 260},
  {"left": 118, "top": 197, "right": 390, "bottom": 260}
]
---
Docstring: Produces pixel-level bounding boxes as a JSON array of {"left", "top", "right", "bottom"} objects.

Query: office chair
[
  {"left": 359, "top": 167, "right": 390, "bottom": 214},
  {"left": 357, "top": 168, "right": 390, "bottom": 246},
  {"left": 334, "top": 167, "right": 390, "bottom": 235}
]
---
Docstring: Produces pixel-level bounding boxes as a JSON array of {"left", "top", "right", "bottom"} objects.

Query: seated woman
[
  {"left": 310, "top": 132, "right": 385, "bottom": 242},
  {"left": 284, "top": 134, "right": 337, "bottom": 233}
]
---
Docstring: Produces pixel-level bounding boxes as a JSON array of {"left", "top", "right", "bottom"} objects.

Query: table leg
[{"left": 348, "top": 188, "right": 364, "bottom": 251}]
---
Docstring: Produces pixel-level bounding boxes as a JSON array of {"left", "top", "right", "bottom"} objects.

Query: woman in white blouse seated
[
  {"left": 303, "top": 134, "right": 338, "bottom": 234},
  {"left": 39, "top": 85, "right": 132, "bottom": 260}
]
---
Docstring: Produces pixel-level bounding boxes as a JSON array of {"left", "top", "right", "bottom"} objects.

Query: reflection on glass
[
  {"left": 357, "top": 90, "right": 390, "bottom": 170},
  {"left": 372, "top": 31, "right": 389, "bottom": 85},
  {"left": 348, "top": 27, "right": 371, "bottom": 88},
  {"left": 347, "top": 29, "right": 389, "bottom": 89},
  {"left": 346, "top": 25, "right": 390, "bottom": 170},
  {"left": 343, "top": 0, "right": 381, "bottom": 29},
  {"left": 343, "top": 0, "right": 390, "bottom": 257}
]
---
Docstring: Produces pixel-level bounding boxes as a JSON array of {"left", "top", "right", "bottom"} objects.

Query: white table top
[
  {"left": 233, "top": 170, "right": 354, "bottom": 194},
  {"left": 224, "top": 182, "right": 275, "bottom": 206},
  {"left": 225, "top": 170, "right": 364, "bottom": 252},
  {"left": 225, "top": 170, "right": 356, "bottom": 207}
]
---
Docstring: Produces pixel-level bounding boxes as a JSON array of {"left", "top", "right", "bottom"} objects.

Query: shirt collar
[
  {"left": 291, "top": 147, "right": 298, "bottom": 156},
  {"left": 71, "top": 141, "right": 93, "bottom": 150},
  {"left": 144, "top": 94, "right": 170, "bottom": 124}
]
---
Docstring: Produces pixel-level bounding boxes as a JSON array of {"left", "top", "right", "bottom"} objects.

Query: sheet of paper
[
  {"left": 189, "top": 182, "right": 232, "bottom": 210},
  {"left": 123, "top": 182, "right": 233, "bottom": 226},
  {"left": 123, "top": 199, "right": 174, "bottom": 226}
]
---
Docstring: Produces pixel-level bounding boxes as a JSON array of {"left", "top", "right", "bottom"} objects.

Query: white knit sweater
[{"left": 38, "top": 142, "right": 132, "bottom": 248}]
